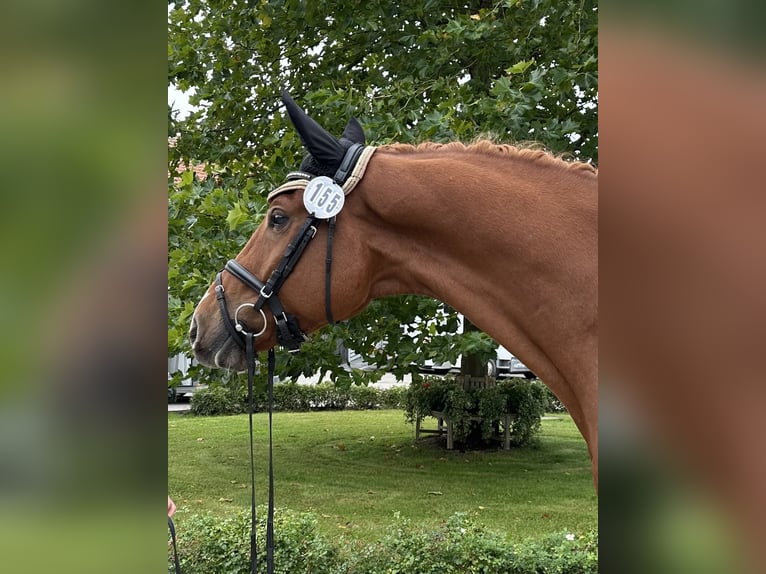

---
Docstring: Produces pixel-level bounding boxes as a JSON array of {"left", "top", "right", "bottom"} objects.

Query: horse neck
[{"left": 354, "top": 148, "right": 597, "bottom": 313}]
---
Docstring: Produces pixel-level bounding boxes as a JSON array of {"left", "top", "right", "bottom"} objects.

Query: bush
[
  {"left": 190, "top": 380, "right": 551, "bottom": 440},
  {"left": 542, "top": 386, "right": 567, "bottom": 413},
  {"left": 503, "top": 380, "right": 547, "bottom": 446},
  {"left": 345, "top": 513, "right": 597, "bottom": 573},
  {"left": 172, "top": 508, "right": 337, "bottom": 574},
  {"left": 170, "top": 510, "right": 597, "bottom": 574},
  {"left": 348, "top": 384, "right": 380, "bottom": 410},
  {"left": 190, "top": 385, "right": 247, "bottom": 416},
  {"left": 272, "top": 381, "right": 312, "bottom": 411},
  {"left": 514, "top": 529, "right": 598, "bottom": 574},
  {"left": 311, "top": 381, "right": 349, "bottom": 410},
  {"left": 379, "top": 385, "right": 407, "bottom": 409},
  {"left": 403, "top": 377, "right": 548, "bottom": 447},
  {"left": 345, "top": 512, "right": 514, "bottom": 574}
]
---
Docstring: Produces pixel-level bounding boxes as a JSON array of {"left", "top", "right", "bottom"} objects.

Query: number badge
[{"left": 303, "top": 176, "right": 345, "bottom": 219}]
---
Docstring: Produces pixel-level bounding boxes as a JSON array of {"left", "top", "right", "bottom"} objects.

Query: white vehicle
[
  {"left": 419, "top": 344, "right": 536, "bottom": 379},
  {"left": 168, "top": 353, "right": 203, "bottom": 401},
  {"left": 416, "top": 314, "right": 536, "bottom": 378},
  {"left": 495, "top": 345, "right": 536, "bottom": 379}
]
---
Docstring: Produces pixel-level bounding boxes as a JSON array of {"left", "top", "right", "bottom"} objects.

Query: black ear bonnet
[{"left": 281, "top": 90, "right": 365, "bottom": 178}]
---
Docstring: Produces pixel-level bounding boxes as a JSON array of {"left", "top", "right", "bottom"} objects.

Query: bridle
[
  {"left": 199, "top": 143, "right": 370, "bottom": 574},
  {"left": 213, "top": 142, "right": 367, "bottom": 353},
  {"left": 214, "top": 211, "right": 319, "bottom": 353}
]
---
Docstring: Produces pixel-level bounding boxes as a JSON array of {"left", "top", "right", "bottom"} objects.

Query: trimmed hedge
[
  {"left": 188, "top": 385, "right": 246, "bottom": 416},
  {"left": 190, "top": 382, "right": 408, "bottom": 416},
  {"left": 188, "top": 380, "right": 565, "bottom": 419},
  {"left": 170, "top": 509, "right": 597, "bottom": 574}
]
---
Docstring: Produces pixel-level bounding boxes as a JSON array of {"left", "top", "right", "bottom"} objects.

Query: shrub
[
  {"left": 191, "top": 377, "right": 536, "bottom": 418},
  {"left": 272, "top": 381, "right": 312, "bottom": 411},
  {"left": 172, "top": 508, "right": 338, "bottom": 574},
  {"left": 379, "top": 385, "right": 407, "bottom": 409},
  {"left": 311, "top": 381, "right": 349, "bottom": 410},
  {"left": 542, "top": 386, "right": 567, "bottom": 413},
  {"left": 345, "top": 512, "right": 515, "bottom": 574},
  {"left": 514, "top": 529, "right": 598, "bottom": 574},
  {"left": 170, "top": 510, "right": 598, "bottom": 574},
  {"left": 403, "top": 377, "right": 548, "bottom": 447},
  {"left": 348, "top": 515, "right": 598, "bottom": 573},
  {"left": 190, "top": 385, "right": 247, "bottom": 416},
  {"left": 348, "top": 384, "right": 380, "bottom": 410},
  {"left": 503, "top": 379, "right": 547, "bottom": 446}
]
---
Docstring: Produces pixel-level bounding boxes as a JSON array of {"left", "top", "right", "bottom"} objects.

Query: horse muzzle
[{"left": 189, "top": 313, "right": 250, "bottom": 371}]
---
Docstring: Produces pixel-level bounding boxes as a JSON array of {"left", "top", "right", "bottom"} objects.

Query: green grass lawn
[{"left": 168, "top": 409, "right": 596, "bottom": 543}]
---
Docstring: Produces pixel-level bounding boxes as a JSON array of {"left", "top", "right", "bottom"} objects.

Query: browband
[{"left": 267, "top": 145, "right": 376, "bottom": 203}]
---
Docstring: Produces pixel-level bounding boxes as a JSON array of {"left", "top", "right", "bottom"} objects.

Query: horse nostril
[{"left": 189, "top": 317, "right": 198, "bottom": 345}]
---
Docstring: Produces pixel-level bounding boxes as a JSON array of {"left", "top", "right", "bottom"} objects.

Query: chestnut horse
[{"left": 189, "top": 93, "right": 598, "bottom": 485}]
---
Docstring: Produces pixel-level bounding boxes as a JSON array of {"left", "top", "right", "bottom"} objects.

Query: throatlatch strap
[{"left": 325, "top": 216, "right": 336, "bottom": 325}]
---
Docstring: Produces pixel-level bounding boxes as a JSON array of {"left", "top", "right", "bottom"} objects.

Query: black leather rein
[
  {"left": 209, "top": 210, "right": 328, "bottom": 574},
  {"left": 199, "top": 143, "right": 362, "bottom": 574},
  {"left": 205, "top": 167, "right": 357, "bottom": 574}
]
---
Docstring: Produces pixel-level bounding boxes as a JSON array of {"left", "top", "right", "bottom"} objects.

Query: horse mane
[{"left": 379, "top": 140, "right": 597, "bottom": 175}]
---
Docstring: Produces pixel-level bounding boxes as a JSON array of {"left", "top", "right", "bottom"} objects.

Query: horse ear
[
  {"left": 341, "top": 116, "right": 365, "bottom": 145},
  {"left": 281, "top": 90, "right": 344, "bottom": 166}
]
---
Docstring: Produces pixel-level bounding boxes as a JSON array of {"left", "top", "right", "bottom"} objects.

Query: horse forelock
[{"left": 379, "top": 140, "right": 597, "bottom": 175}]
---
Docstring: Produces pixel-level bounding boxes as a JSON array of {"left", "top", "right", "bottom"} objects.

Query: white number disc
[{"left": 303, "top": 176, "right": 345, "bottom": 219}]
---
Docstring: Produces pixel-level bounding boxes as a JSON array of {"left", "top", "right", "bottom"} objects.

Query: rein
[
  {"left": 207, "top": 144, "right": 373, "bottom": 573},
  {"left": 168, "top": 516, "right": 181, "bottom": 574}
]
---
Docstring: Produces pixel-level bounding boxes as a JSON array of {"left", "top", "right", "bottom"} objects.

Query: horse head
[{"left": 189, "top": 92, "right": 373, "bottom": 370}]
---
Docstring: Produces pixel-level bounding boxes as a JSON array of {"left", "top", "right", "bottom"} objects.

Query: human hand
[{"left": 168, "top": 496, "right": 176, "bottom": 518}]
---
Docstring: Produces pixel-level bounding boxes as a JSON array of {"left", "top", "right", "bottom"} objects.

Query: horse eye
[{"left": 269, "top": 210, "right": 289, "bottom": 228}]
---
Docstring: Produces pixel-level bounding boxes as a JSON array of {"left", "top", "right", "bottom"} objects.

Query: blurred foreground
[
  {"left": 600, "top": 4, "right": 766, "bottom": 573},
  {"left": 0, "top": 1, "right": 166, "bottom": 572}
]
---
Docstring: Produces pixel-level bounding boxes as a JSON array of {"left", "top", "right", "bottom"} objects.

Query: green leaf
[
  {"left": 225, "top": 202, "right": 249, "bottom": 231},
  {"left": 505, "top": 60, "right": 534, "bottom": 75}
]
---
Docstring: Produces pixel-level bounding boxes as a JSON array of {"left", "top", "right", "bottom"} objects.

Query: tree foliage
[{"left": 168, "top": 0, "right": 598, "bottom": 387}]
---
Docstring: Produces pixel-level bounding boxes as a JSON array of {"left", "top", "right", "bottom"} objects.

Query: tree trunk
[{"left": 459, "top": 317, "right": 489, "bottom": 379}]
